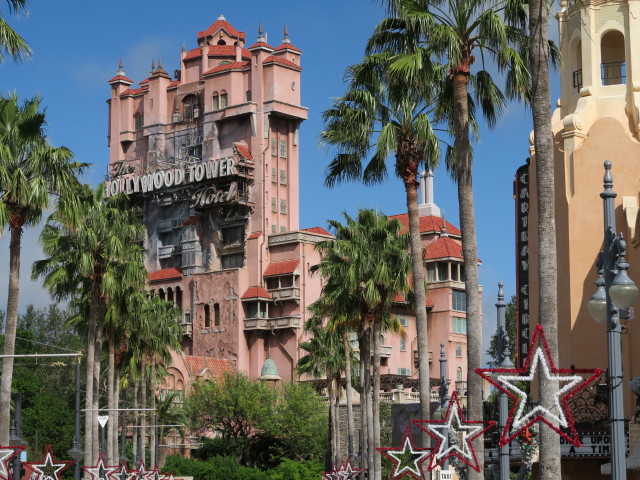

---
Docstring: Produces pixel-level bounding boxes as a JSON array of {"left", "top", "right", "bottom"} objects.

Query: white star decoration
[
  {"left": 24, "top": 445, "right": 71, "bottom": 480},
  {"left": 112, "top": 463, "right": 135, "bottom": 480},
  {"left": 377, "top": 427, "right": 431, "bottom": 479},
  {"left": 0, "top": 446, "right": 20, "bottom": 480},
  {"left": 497, "top": 346, "right": 582, "bottom": 431},
  {"left": 81, "top": 453, "right": 118, "bottom": 480},
  {"left": 134, "top": 461, "right": 154, "bottom": 480}
]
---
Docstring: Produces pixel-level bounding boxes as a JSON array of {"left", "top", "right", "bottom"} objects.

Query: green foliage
[
  {"left": 185, "top": 373, "right": 327, "bottom": 467},
  {"left": 163, "top": 455, "right": 323, "bottom": 480}
]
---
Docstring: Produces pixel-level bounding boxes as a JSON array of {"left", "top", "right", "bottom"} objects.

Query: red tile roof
[
  {"left": 167, "top": 80, "right": 180, "bottom": 89},
  {"left": 247, "top": 232, "right": 262, "bottom": 240},
  {"left": 182, "top": 215, "right": 200, "bottom": 227},
  {"left": 264, "top": 259, "right": 300, "bottom": 277},
  {"left": 234, "top": 143, "right": 253, "bottom": 160},
  {"left": 301, "top": 227, "right": 332, "bottom": 236},
  {"left": 394, "top": 292, "right": 434, "bottom": 308},
  {"left": 183, "top": 356, "right": 234, "bottom": 379},
  {"left": 424, "top": 236, "right": 463, "bottom": 260},
  {"left": 148, "top": 268, "right": 182, "bottom": 282},
  {"left": 247, "top": 41, "right": 274, "bottom": 51},
  {"left": 390, "top": 214, "right": 461, "bottom": 237},
  {"left": 108, "top": 75, "right": 133, "bottom": 84},
  {"left": 263, "top": 55, "right": 302, "bottom": 71},
  {"left": 207, "top": 45, "right": 251, "bottom": 58},
  {"left": 198, "top": 19, "right": 246, "bottom": 40},
  {"left": 241, "top": 286, "right": 272, "bottom": 300},
  {"left": 184, "top": 48, "right": 202, "bottom": 60},
  {"left": 203, "top": 61, "right": 250, "bottom": 76},
  {"left": 139, "top": 78, "right": 149, "bottom": 86},
  {"left": 274, "top": 43, "right": 302, "bottom": 53},
  {"left": 120, "top": 87, "right": 145, "bottom": 97}
]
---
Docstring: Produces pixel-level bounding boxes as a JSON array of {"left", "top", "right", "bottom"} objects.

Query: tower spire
[
  {"left": 418, "top": 169, "right": 441, "bottom": 217},
  {"left": 117, "top": 57, "right": 124, "bottom": 75},
  {"left": 257, "top": 23, "right": 266, "bottom": 43},
  {"left": 283, "top": 24, "right": 290, "bottom": 44}
]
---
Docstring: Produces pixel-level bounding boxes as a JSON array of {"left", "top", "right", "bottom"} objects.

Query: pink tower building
[{"left": 105, "top": 16, "right": 479, "bottom": 403}]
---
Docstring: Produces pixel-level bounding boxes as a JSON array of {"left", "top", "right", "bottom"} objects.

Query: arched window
[
  {"left": 214, "top": 303, "right": 221, "bottom": 326},
  {"left": 212, "top": 92, "right": 220, "bottom": 111},
  {"left": 204, "top": 304, "right": 211, "bottom": 328},
  {"left": 601, "top": 30, "right": 625, "bottom": 85},
  {"left": 182, "top": 94, "right": 199, "bottom": 120},
  {"left": 167, "top": 287, "right": 174, "bottom": 303},
  {"left": 456, "top": 366, "right": 463, "bottom": 382},
  {"left": 220, "top": 90, "right": 228, "bottom": 109},
  {"left": 175, "top": 286, "right": 183, "bottom": 309}
]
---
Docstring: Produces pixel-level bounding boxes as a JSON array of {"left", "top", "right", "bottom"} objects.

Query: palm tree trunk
[
  {"left": 113, "top": 367, "right": 121, "bottom": 463},
  {"left": 372, "top": 320, "right": 381, "bottom": 480},
  {"left": 132, "top": 379, "right": 139, "bottom": 464},
  {"left": 150, "top": 358, "right": 157, "bottom": 469},
  {"left": 342, "top": 332, "right": 355, "bottom": 459},
  {"left": 529, "top": 0, "right": 560, "bottom": 478},
  {"left": 331, "top": 376, "right": 340, "bottom": 465},
  {"left": 452, "top": 69, "right": 484, "bottom": 480},
  {"left": 359, "top": 326, "right": 375, "bottom": 478},
  {"left": 0, "top": 226, "right": 22, "bottom": 444},
  {"left": 403, "top": 176, "right": 431, "bottom": 437},
  {"left": 359, "top": 346, "right": 367, "bottom": 470},
  {"left": 107, "top": 327, "right": 116, "bottom": 463},
  {"left": 140, "top": 359, "right": 147, "bottom": 465},
  {"left": 93, "top": 313, "right": 104, "bottom": 463},
  {"left": 84, "top": 279, "right": 101, "bottom": 466}
]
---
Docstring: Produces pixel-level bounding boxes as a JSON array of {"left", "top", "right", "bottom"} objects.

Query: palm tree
[
  {"left": 367, "top": 2, "right": 535, "bottom": 475},
  {"left": 32, "top": 184, "right": 145, "bottom": 466},
  {"left": 0, "top": 0, "right": 31, "bottom": 62},
  {"left": 311, "top": 209, "right": 412, "bottom": 480},
  {"left": 0, "top": 93, "right": 84, "bottom": 444},
  {"left": 321, "top": 53, "right": 440, "bottom": 435},
  {"left": 528, "top": 0, "right": 560, "bottom": 476}
]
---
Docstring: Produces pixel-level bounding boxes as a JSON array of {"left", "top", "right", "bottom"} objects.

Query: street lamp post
[
  {"left": 495, "top": 282, "right": 513, "bottom": 480},
  {"left": 586, "top": 161, "right": 639, "bottom": 480},
  {"left": 438, "top": 343, "right": 449, "bottom": 471},
  {"left": 67, "top": 361, "right": 84, "bottom": 480}
]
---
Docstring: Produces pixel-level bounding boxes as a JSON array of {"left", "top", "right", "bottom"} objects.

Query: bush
[
  {"left": 267, "top": 458, "right": 324, "bottom": 480},
  {"left": 164, "top": 455, "right": 270, "bottom": 480}
]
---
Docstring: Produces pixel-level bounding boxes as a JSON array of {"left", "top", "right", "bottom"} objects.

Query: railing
[
  {"left": 456, "top": 380, "right": 468, "bottom": 395},
  {"left": 158, "top": 245, "right": 181, "bottom": 259},
  {"left": 269, "top": 287, "right": 300, "bottom": 301},
  {"left": 601, "top": 61, "right": 626, "bottom": 86},
  {"left": 573, "top": 68, "right": 583, "bottom": 91},
  {"left": 180, "top": 323, "right": 192, "bottom": 337}
]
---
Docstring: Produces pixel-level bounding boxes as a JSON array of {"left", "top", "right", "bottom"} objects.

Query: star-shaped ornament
[
  {"left": 133, "top": 460, "right": 154, "bottom": 480},
  {"left": 159, "top": 474, "right": 176, "bottom": 480},
  {"left": 111, "top": 462, "right": 135, "bottom": 480},
  {"left": 322, "top": 463, "right": 339, "bottom": 480},
  {"left": 82, "top": 453, "right": 119, "bottom": 480},
  {"left": 414, "top": 392, "right": 495, "bottom": 472},
  {"left": 334, "top": 459, "right": 365, "bottom": 480},
  {"left": 24, "top": 445, "right": 72, "bottom": 480},
  {"left": 476, "top": 324, "right": 604, "bottom": 447},
  {"left": 377, "top": 427, "right": 432, "bottom": 480},
  {"left": 0, "top": 445, "right": 22, "bottom": 480}
]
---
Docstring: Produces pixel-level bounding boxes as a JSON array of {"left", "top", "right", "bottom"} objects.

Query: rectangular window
[
  {"left": 451, "top": 264, "right": 460, "bottom": 281},
  {"left": 221, "top": 253, "right": 244, "bottom": 269},
  {"left": 399, "top": 316, "right": 409, "bottom": 327},
  {"left": 456, "top": 344, "right": 463, "bottom": 357},
  {"left": 280, "top": 170, "right": 287, "bottom": 185},
  {"left": 426, "top": 264, "right": 437, "bottom": 282},
  {"left": 221, "top": 226, "right": 244, "bottom": 247},
  {"left": 437, "top": 262, "right": 448, "bottom": 281},
  {"left": 212, "top": 95, "right": 220, "bottom": 111},
  {"left": 271, "top": 138, "right": 277, "bottom": 156},
  {"left": 246, "top": 90, "right": 252, "bottom": 102},
  {"left": 452, "top": 316, "right": 467, "bottom": 335},
  {"left": 279, "top": 139, "right": 287, "bottom": 158},
  {"left": 452, "top": 290, "right": 467, "bottom": 312},
  {"left": 183, "top": 311, "right": 191, "bottom": 324},
  {"left": 271, "top": 197, "right": 277, "bottom": 213},
  {"left": 182, "top": 251, "right": 196, "bottom": 267},
  {"left": 281, "top": 226, "right": 286, "bottom": 232},
  {"left": 280, "top": 199, "right": 287, "bottom": 214},
  {"left": 134, "top": 115, "right": 143, "bottom": 131},
  {"left": 271, "top": 167, "right": 277, "bottom": 183},
  {"left": 271, "top": 224, "right": 277, "bottom": 234},
  {"left": 400, "top": 338, "right": 407, "bottom": 351},
  {"left": 220, "top": 93, "right": 228, "bottom": 108}
]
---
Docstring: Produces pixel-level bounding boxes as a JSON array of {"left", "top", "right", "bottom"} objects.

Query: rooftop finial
[
  {"left": 182, "top": 42, "right": 186, "bottom": 53},
  {"left": 283, "top": 23, "right": 290, "bottom": 44},
  {"left": 151, "top": 58, "right": 156, "bottom": 72},
  {"left": 440, "top": 210, "right": 448, "bottom": 237},
  {"left": 158, "top": 57, "right": 163, "bottom": 70},
  {"left": 217, "top": 14, "right": 226, "bottom": 21},
  {"left": 116, "top": 57, "right": 125, "bottom": 76},
  {"left": 257, "top": 22, "right": 266, "bottom": 42}
]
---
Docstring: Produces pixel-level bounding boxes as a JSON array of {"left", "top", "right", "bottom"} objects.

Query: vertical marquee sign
[{"left": 515, "top": 160, "right": 530, "bottom": 368}]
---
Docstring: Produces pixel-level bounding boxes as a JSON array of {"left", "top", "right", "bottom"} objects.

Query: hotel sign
[
  {"left": 515, "top": 160, "right": 530, "bottom": 368},
  {"left": 104, "top": 156, "right": 238, "bottom": 198}
]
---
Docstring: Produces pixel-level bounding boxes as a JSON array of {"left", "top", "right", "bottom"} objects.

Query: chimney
[{"left": 418, "top": 169, "right": 441, "bottom": 216}]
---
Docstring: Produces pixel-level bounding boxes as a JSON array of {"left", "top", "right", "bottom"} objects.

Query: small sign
[
  {"left": 437, "top": 471, "right": 452, "bottom": 480},
  {"left": 97, "top": 415, "right": 109, "bottom": 428}
]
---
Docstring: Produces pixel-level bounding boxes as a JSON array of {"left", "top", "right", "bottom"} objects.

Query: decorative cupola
[
  {"left": 107, "top": 58, "right": 133, "bottom": 87},
  {"left": 150, "top": 57, "right": 171, "bottom": 80},
  {"left": 274, "top": 24, "right": 302, "bottom": 61},
  {"left": 197, "top": 14, "right": 246, "bottom": 47},
  {"left": 418, "top": 169, "right": 441, "bottom": 217}
]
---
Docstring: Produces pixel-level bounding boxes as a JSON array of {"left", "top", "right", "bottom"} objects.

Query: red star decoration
[
  {"left": 0, "top": 445, "right": 23, "bottom": 480},
  {"left": 476, "top": 324, "right": 604, "bottom": 447},
  {"left": 414, "top": 392, "right": 495, "bottom": 472},
  {"left": 323, "top": 459, "right": 365, "bottom": 480},
  {"left": 377, "top": 426, "right": 432, "bottom": 480},
  {"left": 132, "top": 460, "right": 154, "bottom": 480},
  {"left": 82, "top": 453, "right": 119, "bottom": 480},
  {"left": 24, "top": 445, "right": 72, "bottom": 480},
  {"left": 111, "top": 462, "right": 135, "bottom": 480}
]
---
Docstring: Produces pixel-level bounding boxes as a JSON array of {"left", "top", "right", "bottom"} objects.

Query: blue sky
[{"left": 0, "top": 0, "right": 561, "bottom": 358}]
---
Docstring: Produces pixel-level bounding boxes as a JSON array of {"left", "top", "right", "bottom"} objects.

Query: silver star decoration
[
  {"left": 25, "top": 447, "right": 70, "bottom": 480},
  {"left": 334, "top": 460, "right": 363, "bottom": 480},
  {"left": 425, "top": 402, "right": 483, "bottom": 463},
  {"left": 0, "top": 447, "right": 20, "bottom": 480},
  {"left": 497, "top": 346, "right": 583, "bottom": 431},
  {"left": 134, "top": 461, "right": 153, "bottom": 480},
  {"left": 112, "top": 464, "right": 135, "bottom": 480},
  {"left": 82, "top": 454, "right": 118, "bottom": 480},
  {"left": 384, "top": 435, "right": 430, "bottom": 478}
]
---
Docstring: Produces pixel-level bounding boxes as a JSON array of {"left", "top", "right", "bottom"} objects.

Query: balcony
[
  {"left": 456, "top": 380, "right": 467, "bottom": 396},
  {"left": 380, "top": 345, "right": 392, "bottom": 358},
  {"left": 413, "top": 350, "right": 433, "bottom": 365},
  {"left": 243, "top": 315, "right": 302, "bottom": 331},
  {"left": 180, "top": 323, "right": 192, "bottom": 337},
  {"left": 158, "top": 220, "right": 173, "bottom": 233},
  {"left": 270, "top": 287, "right": 300, "bottom": 302},
  {"left": 158, "top": 245, "right": 181, "bottom": 259}
]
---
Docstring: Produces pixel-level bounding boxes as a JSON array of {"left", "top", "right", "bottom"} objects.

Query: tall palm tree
[
  {"left": 0, "top": 93, "right": 84, "bottom": 444},
  {"left": 528, "top": 0, "right": 559, "bottom": 476},
  {"left": 0, "top": 0, "right": 31, "bottom": 62},
  {"left": 32, "top": 184, "right": 145, "bottom": 466},
  {"left": 311, "top": 209, "right": 412, "bottom": 480},
  {"left": 321, "top": 53, "right": 440, "bottom": 434},
  {"left": 367, "top": 2, "right": 535, "bottom": 475}
]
